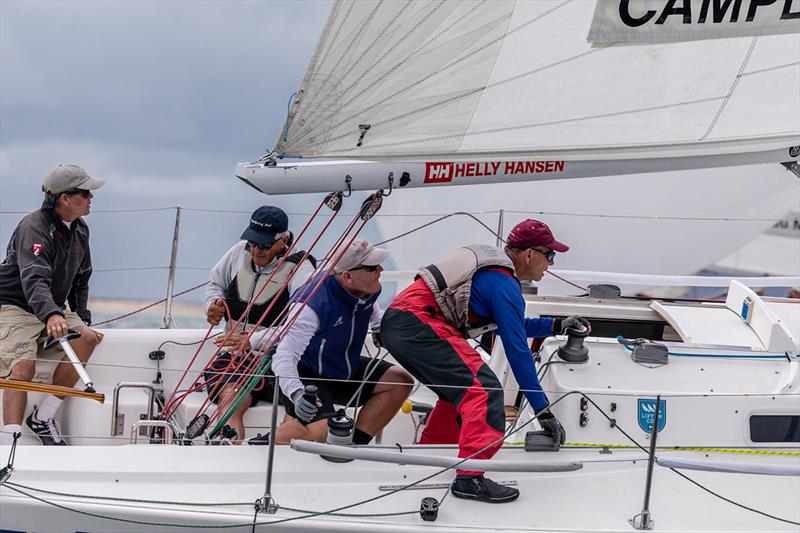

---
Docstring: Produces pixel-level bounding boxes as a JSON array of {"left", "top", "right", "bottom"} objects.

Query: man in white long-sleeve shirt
[
  {"left": 201, "top": 205, "right": 315, "bottom": 443},
  {"left": 271, "top": 239, "right": 413, "bottom": 445}
]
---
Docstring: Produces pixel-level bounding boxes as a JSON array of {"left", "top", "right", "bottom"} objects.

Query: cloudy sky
[{"left": 1, "top": 0, "right": 337, "bottom": 301}]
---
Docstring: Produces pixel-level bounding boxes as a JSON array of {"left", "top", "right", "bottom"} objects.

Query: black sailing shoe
[
  {"left": 451, "top": 475, "right": 519, "bottom": 503},
  {"left": 25, "top": 407, "right": 67, "bottom": 446}
]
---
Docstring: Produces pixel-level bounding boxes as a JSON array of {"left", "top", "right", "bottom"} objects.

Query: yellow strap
[
  {"left": 503, "top": 441, "right": 800, "bottom": 456},
  {"left": 0, "top": 379, "right": 104, "bottom": 403}
]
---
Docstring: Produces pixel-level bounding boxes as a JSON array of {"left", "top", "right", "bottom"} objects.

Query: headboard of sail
[{"left": 724, "top": 280, "right": 797, "bottom": 353}]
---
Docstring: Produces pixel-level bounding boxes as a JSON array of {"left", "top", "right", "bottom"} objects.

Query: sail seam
[
  {"left": 289, "top": 1, "right": 570, "bottom": 150},
  {"left": 305, "top": 46, "right": 603, "bottom": 150},
  {"left": 699, "top": 37, "right": 758, "bottom": 141},
  {"left": 456, "top": 0, "right": 520, "bottom": 154},
  {"left": 320, "top": 96, "right": 728, "bottom": 153},
  {"left": 292, "top": 0, "right": 422, "bottom": 133},
  {"left": 290, "top": 0, "right": 484, "bottom": 145},
  {"left": 740, "top": 61, "right": 800, "bottom": 77},
  {"left": 315, "top": 0, "right": 357, "bottom": 78}
]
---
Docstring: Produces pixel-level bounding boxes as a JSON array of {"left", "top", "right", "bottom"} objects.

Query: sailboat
[{"left": 1, "top": 1, "right": 799, "bottom": 531}]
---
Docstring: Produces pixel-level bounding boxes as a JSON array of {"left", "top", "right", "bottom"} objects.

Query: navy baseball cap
[{"left": 241, "top": 206, "right": 289, "bottom": 247}]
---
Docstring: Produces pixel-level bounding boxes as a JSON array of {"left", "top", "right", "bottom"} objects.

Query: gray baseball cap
[{"left": 42, "top": 164, "right": 106, "bottom": 195}]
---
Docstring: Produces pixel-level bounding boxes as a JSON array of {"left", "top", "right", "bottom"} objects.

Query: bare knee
[
  {"left": 381, "top": 367, "right": 414, "bottom": 397},
  {"left": 9, "top": 359, "right": 36, "bottom": 382}
]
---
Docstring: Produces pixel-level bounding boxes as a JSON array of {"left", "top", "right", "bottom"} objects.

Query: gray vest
[
  {"left": 235, "top": 250, "right": 295, "bottom": 307},
  {"left": 418, "top": 244, "right": 515, "bottom": 330}
]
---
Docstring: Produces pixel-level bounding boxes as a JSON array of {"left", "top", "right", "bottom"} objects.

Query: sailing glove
[
  {"left": 537, "top": 410, "right": 566, "bottom": 448},
  {"left": 291, "top": 389, "right": 318, "bottom": 423},
  {"left": 554, "top": 315, "right": 590, "bottom": 335},
  {"left": 371, "top": 329, "right": 382, "bottom": 349}
]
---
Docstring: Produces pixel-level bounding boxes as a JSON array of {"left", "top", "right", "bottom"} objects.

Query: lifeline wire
[{"left": 3, "top": 390, "right": 798, "bottom": 528}]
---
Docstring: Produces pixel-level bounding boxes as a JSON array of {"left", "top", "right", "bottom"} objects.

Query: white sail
[{"left": 275, "top": 0, "right": 799, "bottom": 161}]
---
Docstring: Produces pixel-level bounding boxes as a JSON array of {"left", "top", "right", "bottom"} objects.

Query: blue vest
[{"left": 298, "top": 274, "right": 380, "bottom": 380}]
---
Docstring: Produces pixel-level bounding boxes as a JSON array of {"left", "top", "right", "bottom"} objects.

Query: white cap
[{"left": 333, "top": 239, "right": 390, "bottom": 273}]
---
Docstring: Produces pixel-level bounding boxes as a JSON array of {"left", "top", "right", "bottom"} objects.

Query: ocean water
[{"left": 91, "top": 299, "right": 207, "bottom": 329}]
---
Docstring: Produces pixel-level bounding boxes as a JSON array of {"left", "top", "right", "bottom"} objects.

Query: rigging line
[
  {"left": 291, "top": 0, "right": 454, "bottom": 139},
  {"left": 291, "top": 1, "right": 569, "bottom": 148},
  {"left": 326, "top": 94, "right": 728, "bottom": 153},
  {"left": 740, "top": 60, "right": 799, "bottom": 77},
  {"left": 375, "top": 211, "right": 502, "bottom": 246},
  {"left": 3, "top": 481, "right": 421, "bottom": 520},
  {"left": 579, "top": 393, "right": 800, "bottom": 527},
  {"left": 544, "top": 270, "right": 587, "bottom": 293},
  {"left": 92, "top": 282, "right": 208, "bottom": 326},
  {"left": 500, "top": 209, "right": 782, "bottom": 222},
  {"left": 668, "top": 469, "right": 799, "bottom": 526},
  {"left": 203, "top": 211, "right": 370, "bottom": 427},
  {"left": 700, "top": 37, "right": 758, "bottom": 141},
  {"left": 208, "top": 208, "right": 388, "bottom": 429},
  {"left": 93, "top": 267, "right": 168, "bottom": 272},
  {"left": 180, "top": 199, "right": 331, "bottom": 420}
]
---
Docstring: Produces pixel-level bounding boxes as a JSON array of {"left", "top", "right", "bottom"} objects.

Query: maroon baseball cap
[{"left": 506, "top": 219, "right": 569, "bottom": 252}]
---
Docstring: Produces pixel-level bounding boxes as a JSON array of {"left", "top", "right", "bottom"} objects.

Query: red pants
[{"left": 381, "top": 279, "right": 505, "bottom": 475}]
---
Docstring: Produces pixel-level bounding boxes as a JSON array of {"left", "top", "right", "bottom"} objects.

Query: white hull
[{"left": 1, "top": 282, "right": 799, "bottom": 531}]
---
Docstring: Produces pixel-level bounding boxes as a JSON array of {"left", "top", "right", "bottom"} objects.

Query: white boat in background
[
  {"left": 2, "top": 1, "right": 800, "bottom": 531},
  {"left": 714, "top": 210, "right": 800, "bottom": 279}
]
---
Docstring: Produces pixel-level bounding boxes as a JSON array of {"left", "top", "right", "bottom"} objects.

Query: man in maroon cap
[{"left": 381, "top": 219, "right": 583, "bottom": 504}]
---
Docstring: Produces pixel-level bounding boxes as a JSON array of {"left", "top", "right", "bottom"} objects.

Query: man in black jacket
[{"left": 0, "top": 164, "right": 105, "bottom": 446}]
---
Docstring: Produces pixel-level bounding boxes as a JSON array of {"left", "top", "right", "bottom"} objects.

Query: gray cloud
[{"left": 1, "top": 0, "right": 334, "bottom": 301}]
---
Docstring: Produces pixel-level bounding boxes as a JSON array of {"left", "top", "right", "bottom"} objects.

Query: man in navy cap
[
  {"left": 0, "top": 164, "right": 105, "bottom": 446},
  {"left": 202, "top": 205, "right": 316, "bottom": 443},
  {"left": 381, "top": 219, "right": 585, "bottom": 503}
]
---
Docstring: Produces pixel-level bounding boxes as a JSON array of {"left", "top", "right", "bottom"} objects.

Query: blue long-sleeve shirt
[{"left": 468, "top": 269, "right": 553, "bottom": 411}]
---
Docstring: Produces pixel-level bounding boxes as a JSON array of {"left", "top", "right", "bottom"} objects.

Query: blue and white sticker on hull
[{"left": 638, "top": 398, "right": 666, "bottom": 434}]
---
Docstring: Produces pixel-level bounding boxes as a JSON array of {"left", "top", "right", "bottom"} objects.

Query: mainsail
[{"left": 238, "top": 0, "right": 799, "bottom": 193}]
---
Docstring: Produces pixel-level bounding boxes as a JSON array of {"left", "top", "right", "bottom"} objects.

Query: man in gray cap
[{"left": 0, "top": 164, "right": 105, "bottom": 446}]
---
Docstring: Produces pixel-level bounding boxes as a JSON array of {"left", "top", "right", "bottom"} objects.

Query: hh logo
[
  {"left": 31, "top": 243, "right": 43, "bottom": 256},
  {"left": 637, "top": 399, "right": 666, "bottom": 434},
  {"left": 424, "top": 162, "right": 454, "bottom": 184},
  {"left": 332, "top": 316, "right": 344, "bottom": 327}
]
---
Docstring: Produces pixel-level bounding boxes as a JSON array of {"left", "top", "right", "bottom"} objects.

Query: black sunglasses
[
  {"left": 247, "top": 240, "right": 276, "bottom": 251},
  {"left": 63, "top": 189, "right": 91, "bottom": 198},
  {"left": 349, "top": 264, "right": 380, "bottom": 272},
  {"left": 531, "top": 248, "right": 556, "bottom": 261}
]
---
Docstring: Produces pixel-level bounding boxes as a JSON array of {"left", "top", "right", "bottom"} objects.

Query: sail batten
[{"left": 275, "top": 0, "right": 800, "bottom": 162}]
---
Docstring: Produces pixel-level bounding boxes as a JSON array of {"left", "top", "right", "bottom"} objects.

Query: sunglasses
[
  {"left": 63, "top": 189, "right": 91, "bottom": 198},
  {"left": 247, "top": 240, "right": 275, "bottom": 251},
  {"left": 531, "top": 248, "right": 556, "bottom": 261},
  {"left": 349, "top": 264, "right": 381, "bottom": 272}
]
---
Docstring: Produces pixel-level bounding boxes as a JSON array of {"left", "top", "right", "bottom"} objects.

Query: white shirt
[{"left": 272, "top": 294, "right": 383, "bottom": 399}]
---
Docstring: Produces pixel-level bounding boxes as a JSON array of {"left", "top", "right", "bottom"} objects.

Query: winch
[{"left": 557, "top": 319, "right": 590, "bottom": 363}]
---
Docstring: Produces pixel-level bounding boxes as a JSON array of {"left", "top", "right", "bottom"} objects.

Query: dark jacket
[{"left": 0, "top": 204, "right": 93, "bottom": 324}]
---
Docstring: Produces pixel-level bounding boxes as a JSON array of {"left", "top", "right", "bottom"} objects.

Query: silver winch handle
[{"left": 57, "top": 337, "right": 95, "bottom": 393}]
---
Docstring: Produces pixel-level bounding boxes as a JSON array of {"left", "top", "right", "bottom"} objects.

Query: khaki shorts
[{"left": 0, "top": 304, "right": 87, "bottom": 378}]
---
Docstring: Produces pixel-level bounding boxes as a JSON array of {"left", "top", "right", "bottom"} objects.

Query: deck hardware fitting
[{"left": 356, "top": 124, "right": 371, "bottom": 147}]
